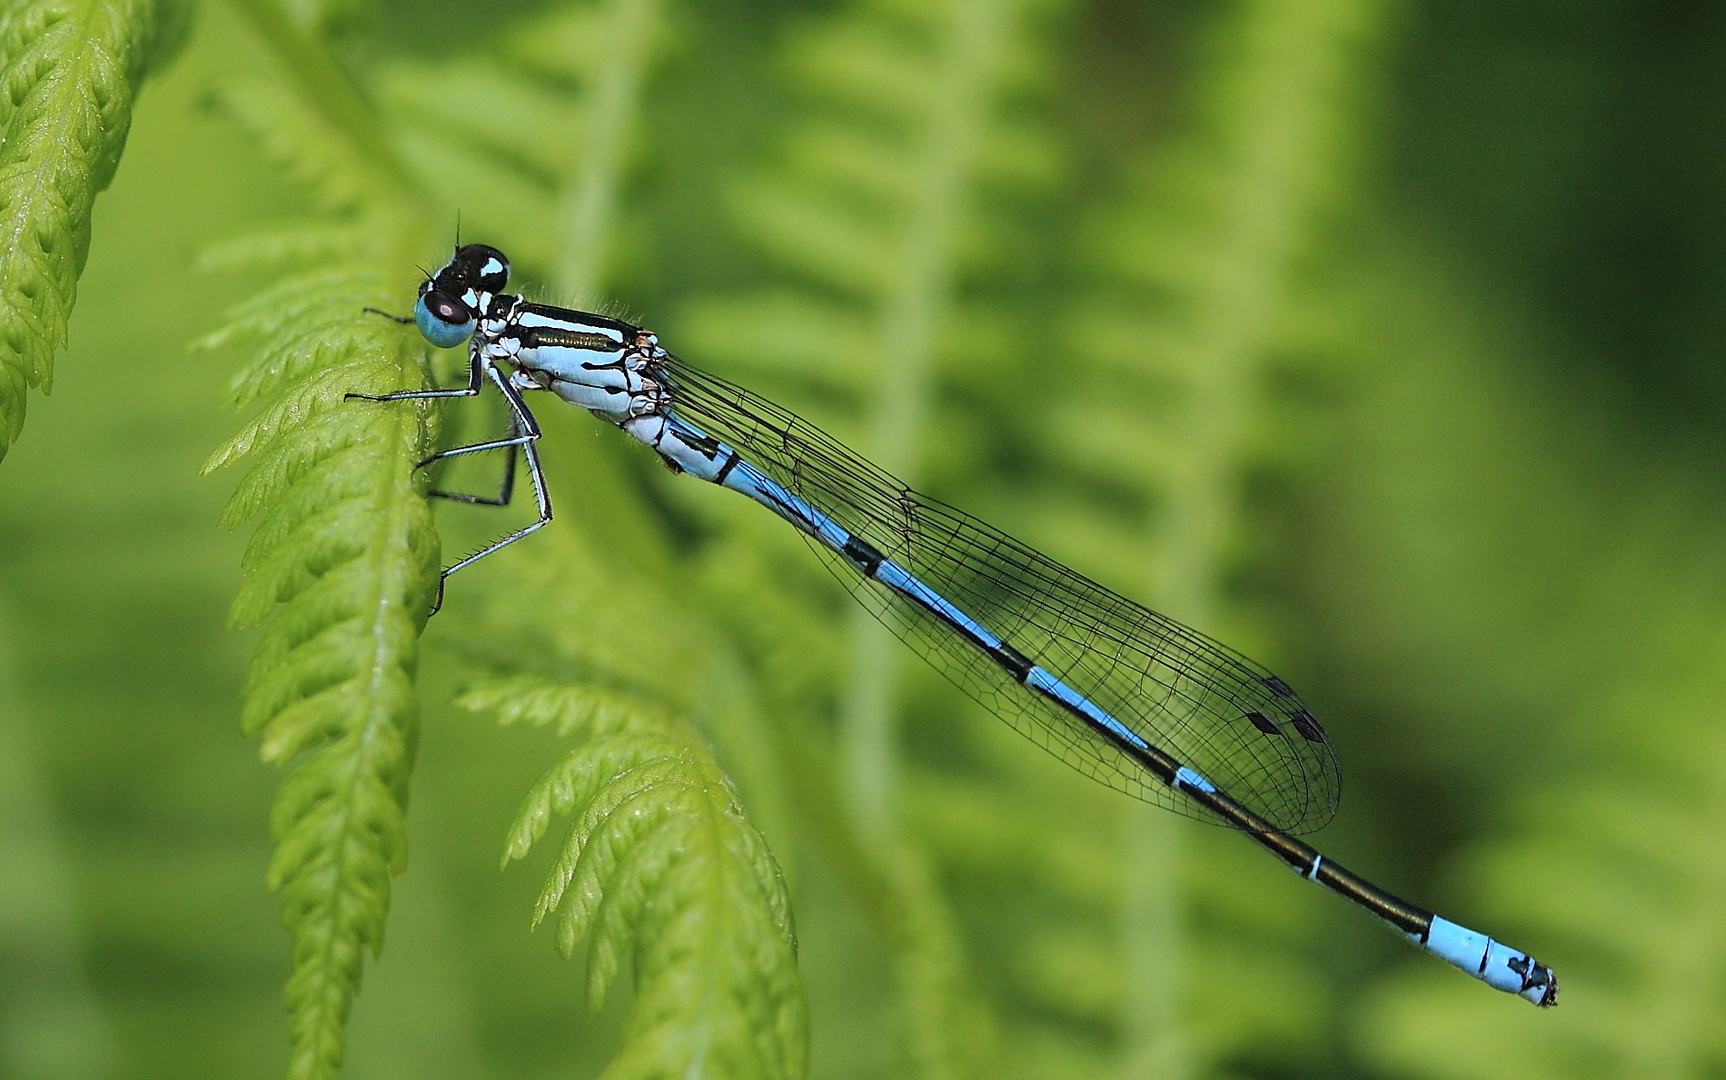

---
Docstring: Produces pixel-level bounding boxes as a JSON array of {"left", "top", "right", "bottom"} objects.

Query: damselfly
[{"left": 351, "top": 243, "right": 1558, "bottom": 1007}]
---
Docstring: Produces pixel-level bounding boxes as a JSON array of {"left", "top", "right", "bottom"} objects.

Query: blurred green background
[{"left": 3, "top": 0, "right": 1724, "bottom": 1077}]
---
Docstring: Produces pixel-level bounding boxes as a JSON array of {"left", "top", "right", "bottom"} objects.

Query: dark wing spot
[
  {"left": 1245, "top": 710, "right": 1281, "bottom": 736},
  {"left": 1288, "top": 709, "right": 1326, "bottom": 742},
  {"left": 1261, "top": 675, "right": 1296, "bottom": 697}
]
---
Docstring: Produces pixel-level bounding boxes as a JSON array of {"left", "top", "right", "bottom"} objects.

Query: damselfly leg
[
  {"left": 435, "top": 365, "right": 552, "bottom": 592},
  {"left": 347, "top": 353, "right": 552, "bottom": 613},
  {"left": 344, "top": 343, "right": 488, "bottom": 404},
  {"left": 427, "top": 412, "right": 520, "bottom": 507}
]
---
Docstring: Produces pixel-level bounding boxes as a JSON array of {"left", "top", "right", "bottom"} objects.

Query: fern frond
[
  {"left": 464, "top": 678, "right": 807, "bottom": 1080},
  {"left": 457, "top": 672, "right": 663, "bottom": 744},
  {"left": 194, "top": 223, "right": 371, "bottom": 275},
  {"left": 195, "top": 266, "right": 400, "bottom": 412},
  {"left": 198, "top": 21, "right": 447, "bottom": 1077},
  {"left": 0, "top": 0, "right": 188, "bottom": 462},
  {"left": 374, "top": 0, "right": 665, "bottom": 293},
  {"left": 673, "top": 0, "right": 1068, "bottom": 1075},
  {"left": 204, "top": 252, "right": 438, "bottom": 1077},
  {"left": 1056, "top": 0, "right": 1389, "bottom": 530}
]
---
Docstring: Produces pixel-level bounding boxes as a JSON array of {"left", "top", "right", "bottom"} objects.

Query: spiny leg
[
  {"left": 413, "top": 383, "right": 540, "bottom": 468},
  {"left": 429, "top": 412, "right": 520, "bottom": 507},
  {"left": 428, "top": 364, "right": 552, "bottom": 613},
  {"left": 344, "top": 345, "right": 508, "bottom": 499},
  {"left": 344, "top": 346, "right": 486, "bottom": 403}
]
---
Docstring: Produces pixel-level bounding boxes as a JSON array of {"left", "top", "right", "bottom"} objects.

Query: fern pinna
[
  {"left": 443, "top": 467, "right": 808, "bottom": 1079},
  {"left": 1043, "top": 0, "right": 1397, "bottom": 1073},
  {"left": 457, "top": 623, "right": 804, "bottom": 1078}
]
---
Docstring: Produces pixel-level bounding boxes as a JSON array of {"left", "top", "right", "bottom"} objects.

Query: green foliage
[
  {"left": 684, "top": 0, "right": 1060, "bottom": 459},
  {"left": 202, "top": 265, "right": 439, "bottom": 1080},
  {"left": 1032, "top": 0, "right": 1394, "bottom": 1072},
  {"left": 1361, "top": 683, "right": 1726, "bottom": 1080},
  {"left": 1330, "top": 270, "right": 1726, "bottom": 1076},
  {"left": 196, "top": 21, "right": 444, "bottom": 1079},
  {"left": 15, "top": 1, "right": 1726, "bottom": 1079},
  {"left": 676, "top": 0, "right": 1067, "bottom": 1075},
  {"left": 435, "top": 468, "right": 808, "bottom": 1078},
  {"left": 461, "top": 672, "right": 805, "bottom": 1080},
  {"left": 202, "top": 5, "right": 811, "bottom": 1079},
  {"left": 374, "top": 0, "right": 665, "bottom": 291},
  {"left": 0, "top": 0, "right": 189, "bottom": 462}
]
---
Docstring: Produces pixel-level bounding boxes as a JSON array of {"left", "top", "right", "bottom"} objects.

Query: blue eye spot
[{"left": 415, "top": 290, "right": 475, "bottom": 348}]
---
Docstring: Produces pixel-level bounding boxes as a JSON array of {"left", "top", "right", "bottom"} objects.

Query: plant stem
[
  {"left": 840, "top": 0, "right": 1015, "bottom": 837},
  {"left": 1117, "top": 0, "right": 1391, "bottom": 1073},
  {"left": 557, "top": 0, "right": 663, "bottom": 301}
]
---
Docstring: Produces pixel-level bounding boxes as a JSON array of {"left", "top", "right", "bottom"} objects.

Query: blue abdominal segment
[{"left": 712, "top": 448, "right": 1156, "bottom": 760}]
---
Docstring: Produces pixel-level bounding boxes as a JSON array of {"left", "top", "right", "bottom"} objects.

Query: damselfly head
[{"left": 412, "top": 244, "right": 512, "bottom": 348}]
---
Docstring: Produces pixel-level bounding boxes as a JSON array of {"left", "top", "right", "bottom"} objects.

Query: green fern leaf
[
  {"left": 658, "top": 5, "right": 1075, "bottom": 1079},
  {"left": 194, "top": 223, "right": 370, "bottom": 276},
  {"left": 672, "top": 0, "right": 1067, "bottom": 1074},
  {"left": 463, "top": 676, "right": 807, "bottom": 1080},
  {"left": 206, "top": 78, "right": 395, "bottom": 215},
  {"left": 457, "top": 673, "right": 662, "bottom": 744},
  {"left": 199, "top": 44, "right": 446, "bottom": 1075},
  {"left": 204, "top": 256, "right": 439, "bottom": 1080},
  {"left": 0, "top": 0, "right": 188, "bottom": 462}
]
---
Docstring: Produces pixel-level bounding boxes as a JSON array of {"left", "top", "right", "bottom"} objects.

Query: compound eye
[{"left": 414, "top": 289, "right": 475, "bottom": 348}]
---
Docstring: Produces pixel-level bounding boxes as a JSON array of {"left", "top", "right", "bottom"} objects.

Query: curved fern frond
[
  {"left": 461, "top": 674, "right": 807, "bottom": 1080},
  {"left": 0, "top": 0, "right": 189, "bottom": 462}
]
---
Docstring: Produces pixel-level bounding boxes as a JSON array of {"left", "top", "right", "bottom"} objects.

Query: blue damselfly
[{"left": 351, "top": 244, "right": 1558, "bottom": 1007}]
